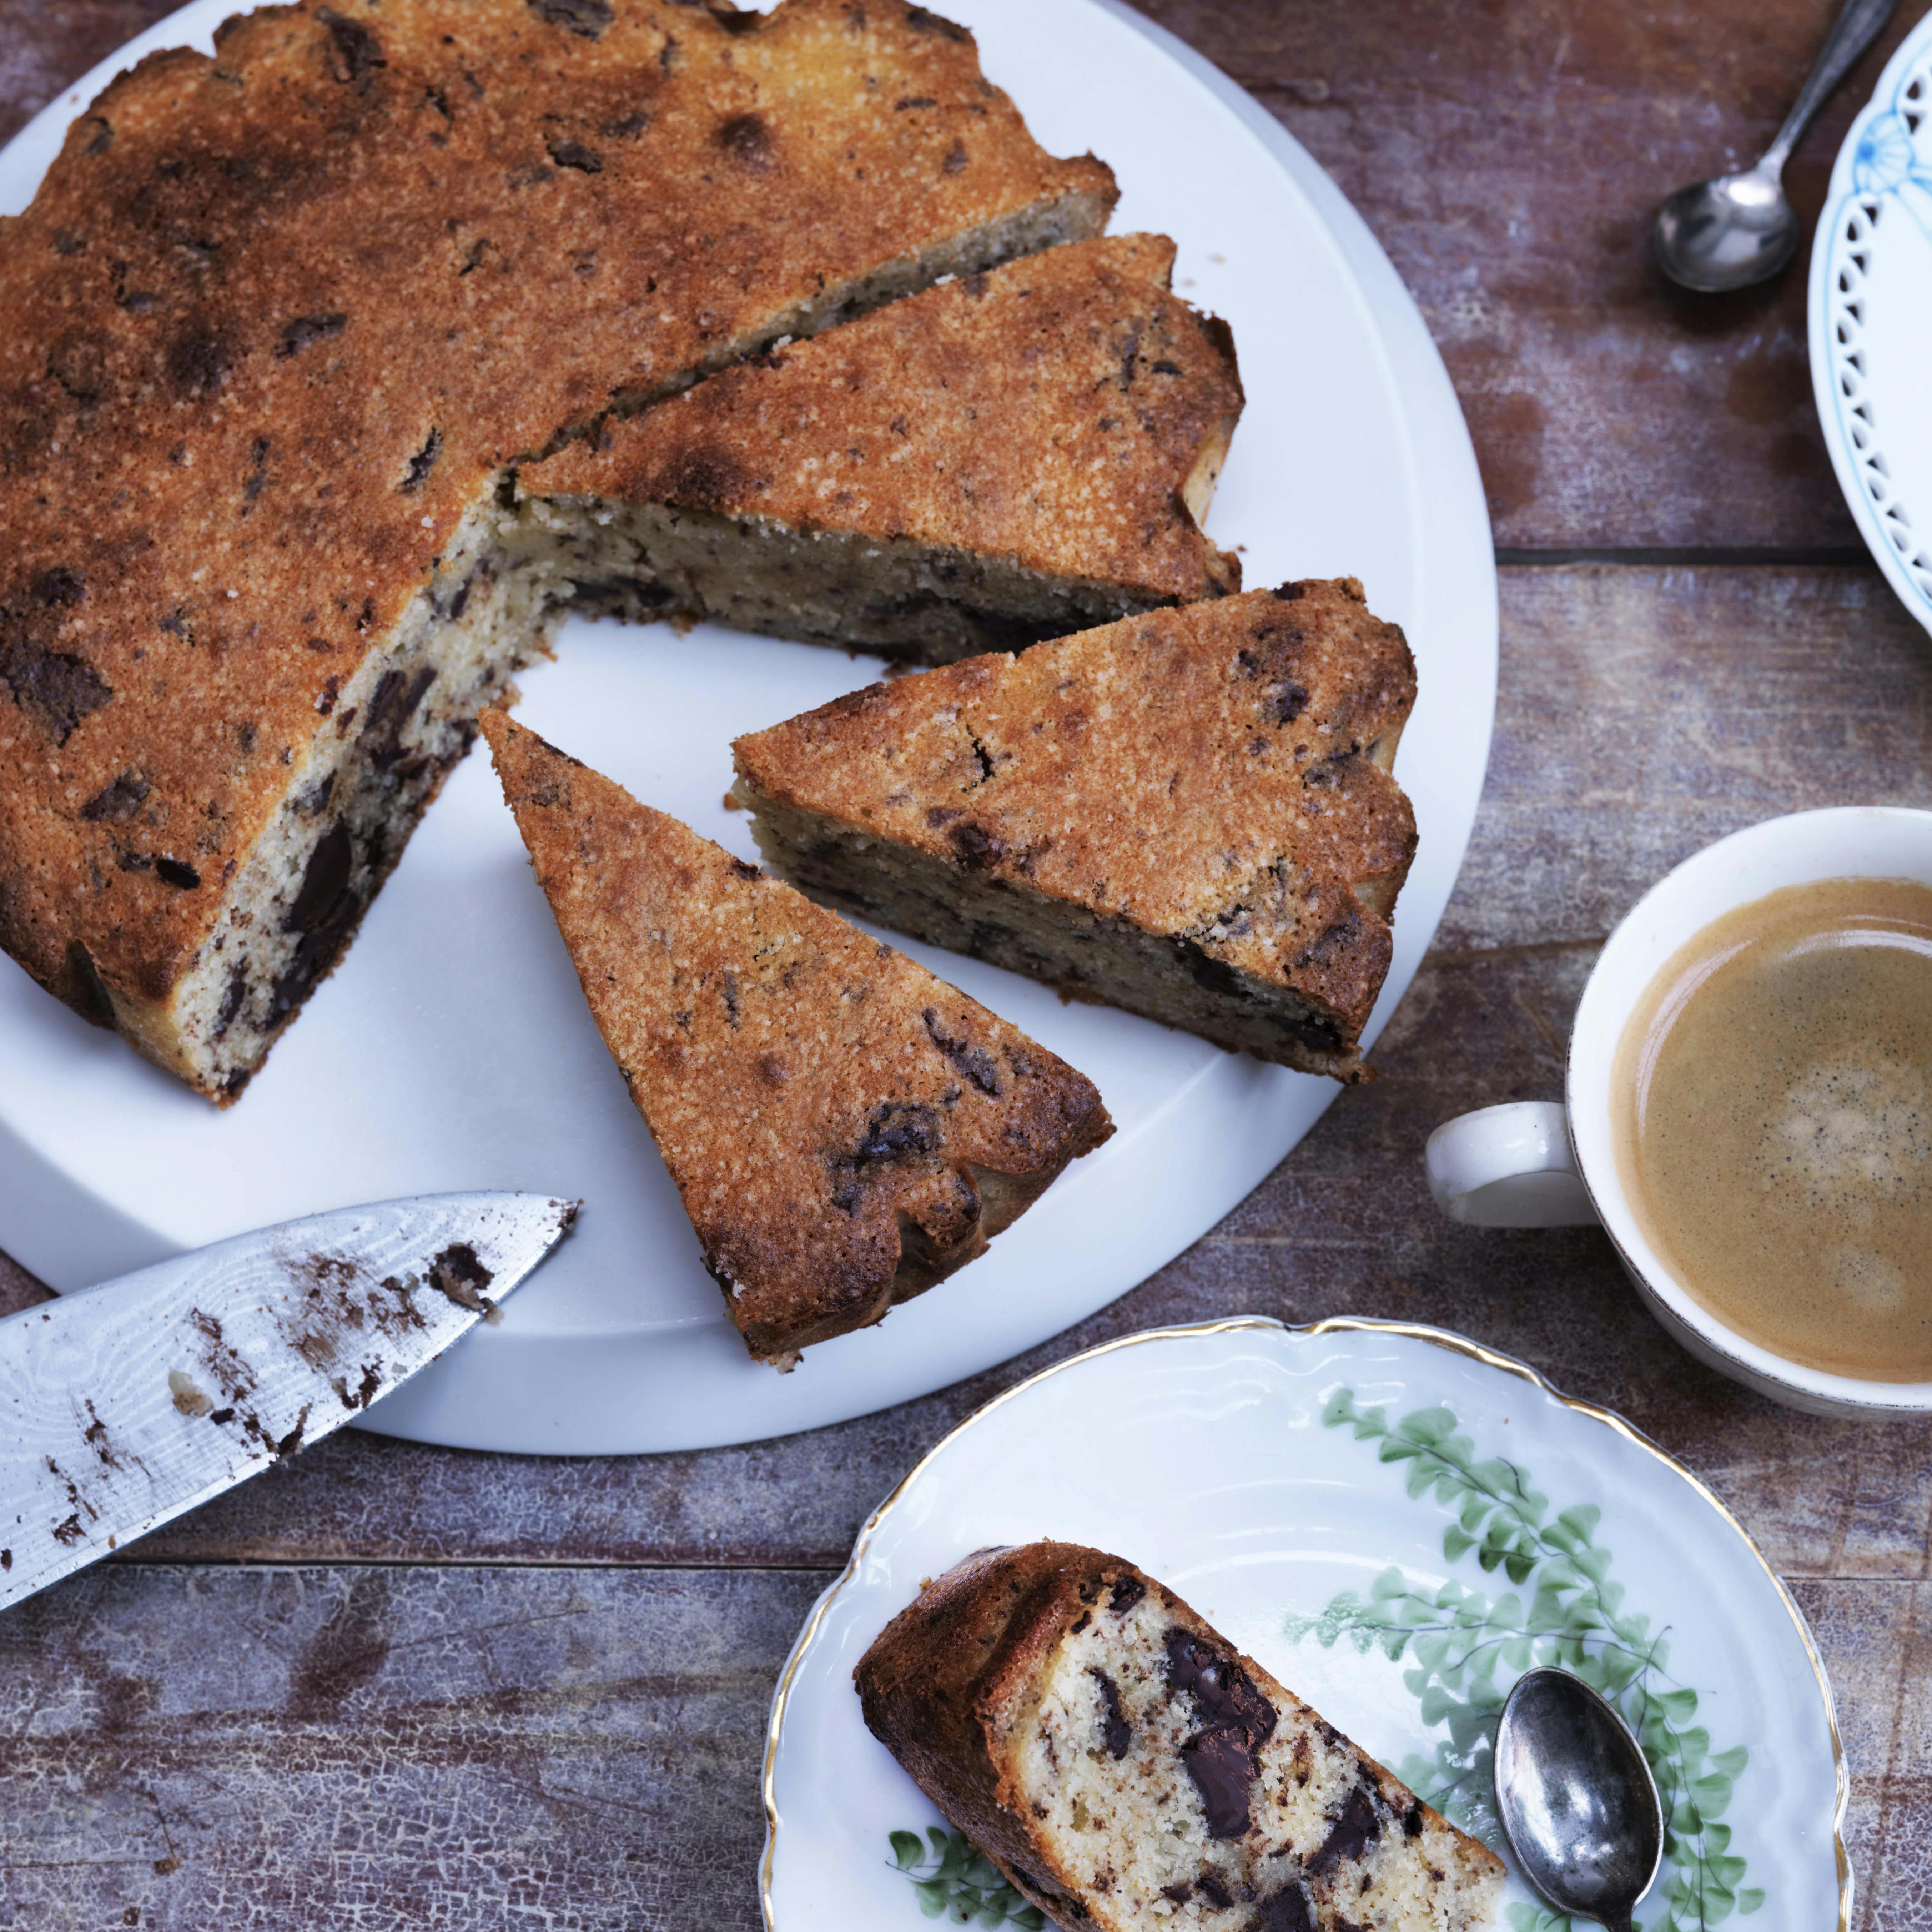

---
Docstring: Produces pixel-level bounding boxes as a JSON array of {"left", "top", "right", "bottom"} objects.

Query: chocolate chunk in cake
[
  {"left": 480, "top": 712, "right": 1112, "bottom": 1365},
  {"left": 0, "top": 0, "right": 1115, "bottom": 1101},
  {"left": 508, "top": 234, "right": 1242, "bottom": 664},
  {"left": 855, "top": 1543, "right": 1503, "bottom": 1932},
  {"left": 733, "top": 581, "right": 1418, "bottom": 1082}
]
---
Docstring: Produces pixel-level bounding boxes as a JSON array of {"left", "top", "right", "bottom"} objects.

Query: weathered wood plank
[
  {"left": 0, "top": 0, "right": 178, "bottom": 145},
  {"left": 1443, "top": 563, "right": 1932, "bottom": 954},
  {"left": 0, "top": 1249, "right": 46, "bottom": 1322},
  {"left": 0, "top": 1561, "right": 1913, "bottom": 1931},
  {"left": 1792, "top": 1579, "right": 1932, "bottom": 1932},
  {"left": 1, "top": 1, "right": 1920, "bottom": 550},
  {"left": 1134, "top": 0, "right": 1922, "bottom": 552},
  {"left": 0, "top": 1561, "right": 824, "bottom": 1932}
]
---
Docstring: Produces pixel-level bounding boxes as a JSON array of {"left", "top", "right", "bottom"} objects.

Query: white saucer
[
  {"left": 0, "top": 0, "right": 1497, "bottom": 1452},
  {"left": 1811, "top": 10, "right": 1932, "bottom": 635},
  {"left": 763, "top": 1320, "right": 1848, "bottom": 1932}
]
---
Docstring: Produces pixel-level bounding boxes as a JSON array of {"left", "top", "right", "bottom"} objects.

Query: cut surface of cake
[
  {"left": 855, "top": 1543, "right": 1504, "bottom": 1932},
  {"left": 508, "top": 233, "right": 1242, "bottom": 663},
  {"left": 480, "top": 712, "right": 1112, "bottom": 1365},
  {"left": 0, "top": 0, "right": 1114, "bottom": 1101},
  {"left": 733, "top": 580, "right": 1418, "bottom": 1082}
]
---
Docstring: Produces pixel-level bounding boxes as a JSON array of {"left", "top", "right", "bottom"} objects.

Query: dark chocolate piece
[
  {"left": 81, "top": 771, "right": 150, "bottom": 822},
  {"left": 1182, "top": 1725, "right": 1264, "bottom": 1841},
  {"left": 1252, "top": 1886, "right": 1314, "bottom": 1932},
  {"left": 1307, "top": 1782, "right": 1382, "bottom": 1877},
  {"left": 1088, "top": 1668, "right": 1130, "bottom": 1760},
  {"left": 924, "top": 1007, "right": 1001, "bottom": 1095},
  {"left": 1165, "top": 1626, "right": 1278, "bottom": 1840}
]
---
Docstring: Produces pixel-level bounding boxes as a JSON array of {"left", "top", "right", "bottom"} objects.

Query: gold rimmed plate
[{"left": 763, "top": 1319, "right": 1846, "bottom": 1932}]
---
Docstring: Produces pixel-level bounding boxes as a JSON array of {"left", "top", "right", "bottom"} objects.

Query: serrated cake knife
[{"left": 0, "top": 1191, "right": 576, "bottom": 1612}]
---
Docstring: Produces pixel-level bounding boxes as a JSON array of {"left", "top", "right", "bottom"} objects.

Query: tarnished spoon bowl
[
  {"left": 1650, "top": 0, "right": 1898, "bottom": 293},
  {"left": 1493, "top": 1667, "right": 1664, "bottom": 1932},
  {"left": 1653, "top": 163, "right": 1800, "bottom": 293}
]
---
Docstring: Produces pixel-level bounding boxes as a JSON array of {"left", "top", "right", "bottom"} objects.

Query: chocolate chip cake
[
  {"left": 732, "top": 581, "right": 1418, "bottom": 1082},
  {"left": 481, "top": 712, "right": 1112, "bottom": 1365},
  {"left": 855, "top": 1544, "right": 1504, "bottom": 1932},
  {"left": 0, "top": 0, "right": 1114, "bottom": 1101},
  {"left": 507, "top": 233, "right": 1243, "bottom": 663}
]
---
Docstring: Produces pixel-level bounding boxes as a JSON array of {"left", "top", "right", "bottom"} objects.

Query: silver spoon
[
  {"left": 1652, "top": 0, "right": 1898, "bottom": 292},
  {"left": 1493, "top": 1667, "right": 1664, "bottom": 1932}
]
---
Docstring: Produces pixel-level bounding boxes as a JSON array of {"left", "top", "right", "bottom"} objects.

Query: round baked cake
[{"left": 0, "top": 0, "right": 1113, "bottom": 1100}]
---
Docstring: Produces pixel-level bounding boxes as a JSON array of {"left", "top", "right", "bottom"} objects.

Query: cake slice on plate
[
  {"left": 481, "top": 711, "right": 1112, "bottom": 1367},
  {"left": 856, "top": 1542, "right": 1504, "bottom": 1932},
  {"left": 0, "top": 0, "right": 1115, "bottom": 1101},
  {"left": 508, "top": 233, "right": 1243, "bottom": 664},
  {"left": 732, "top": 580, "right": 1418, "bottom": 1082}
]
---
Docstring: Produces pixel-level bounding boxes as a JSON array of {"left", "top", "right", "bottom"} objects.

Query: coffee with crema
[{"left": 1612, "top": 876, "right": 1932, "bottom": 1382}]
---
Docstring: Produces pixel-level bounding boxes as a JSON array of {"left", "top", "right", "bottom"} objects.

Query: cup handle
[{"left": 1424, "top": 1102, "right": 1600, "bottom": 1228}]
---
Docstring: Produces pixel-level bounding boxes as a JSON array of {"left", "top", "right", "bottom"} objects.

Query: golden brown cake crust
[
  {"left": 733, "top": 581, "right": 1418, "bottom": 1075},
  {"left": 480, "top": 711, "right": 1112, "bottom": 1362},
  {"left": 855, "top": 1542, "right": 1505, "bottom": 1932},
  {"left": 857, "top": 1542, "right": 1111, "bottom": 1878},
  {"left": 523, "top": 232, "right": 1242, "bottom": 607},
  {"left": 0, "top": 0, "right": 1114, "bottom": 1088}
]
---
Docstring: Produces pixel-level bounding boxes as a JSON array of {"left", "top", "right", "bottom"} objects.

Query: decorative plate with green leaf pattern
[{"left": 763, "top": 1320, "right": 1846, "bottom": 1932}]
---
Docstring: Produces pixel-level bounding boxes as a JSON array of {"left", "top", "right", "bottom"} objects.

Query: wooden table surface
[{"left": 3, "top": 2, "right": 1930, "bottom": 1925}]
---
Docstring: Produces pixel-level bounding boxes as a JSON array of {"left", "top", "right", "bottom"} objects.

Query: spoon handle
[{"left": 1763, "top": 0, "right": 1899, "bottom": 170}]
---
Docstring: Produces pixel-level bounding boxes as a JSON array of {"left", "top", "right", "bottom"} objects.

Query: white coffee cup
[{"left": 1425, "top": 806, "right": 1932, "bottom": 1418}]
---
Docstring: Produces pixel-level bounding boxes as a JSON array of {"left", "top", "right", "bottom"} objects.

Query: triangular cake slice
[
  {"left": 506, "top": 235, "right": 1242, "bottom": 664},
  {"left": 481, "top": 711, "right": 1112, "bottom": 1366},
  {"left": 731, "top": 580, "right": 1417, "bottom": 1082},
  {"left": 0, "top": 0, "right": 1115, "bottom": 1101},
  {"left": 856, "top": 1544, "right": 1505, "bottom": 1932}
]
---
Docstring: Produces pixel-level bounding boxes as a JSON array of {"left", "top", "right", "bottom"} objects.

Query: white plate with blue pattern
[
  {"left": 1811, "top": 9, "right": 1932, "bottom": 635},
  {"left": 763, "top": 1321, "right": 1848, "bottom": 1932}
]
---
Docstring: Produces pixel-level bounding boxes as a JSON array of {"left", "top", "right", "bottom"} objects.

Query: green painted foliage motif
[
  {"left": 1285, "top": 1389, "right": 1763, "bottom": 1931},
  {"left": 889, "top": 1827, "right": 1046, "bottom": 1930}
]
